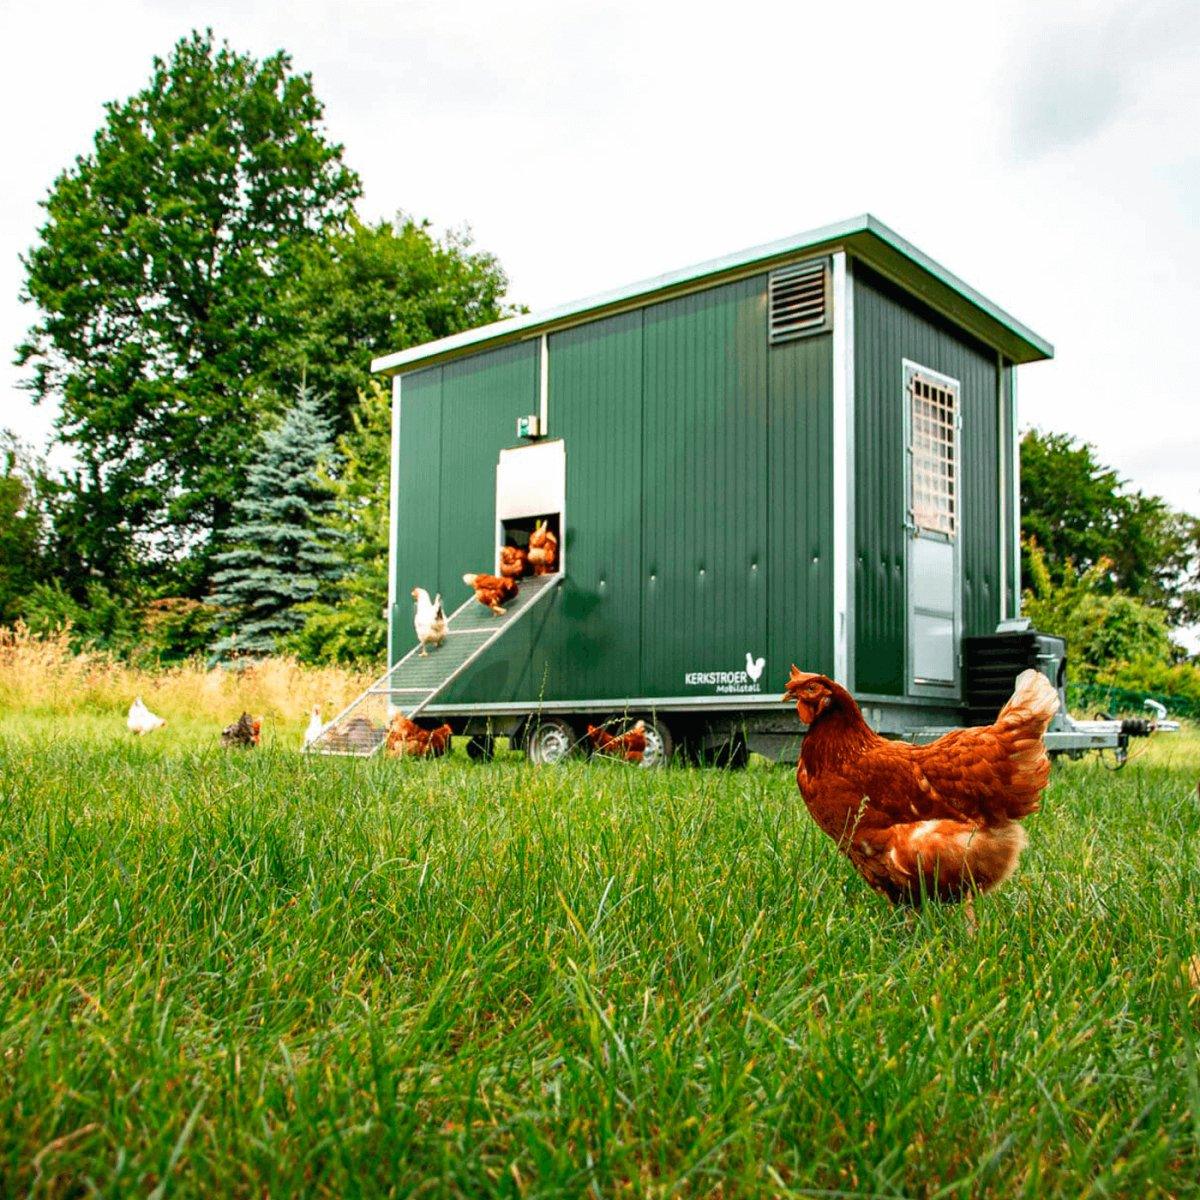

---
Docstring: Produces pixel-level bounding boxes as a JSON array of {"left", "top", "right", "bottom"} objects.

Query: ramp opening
[
  {"left": 500, "top": 513, "right": 560, "bottom": 578},
  {"left": 496, "top": 440, "right": 564, "bottom": 577}
]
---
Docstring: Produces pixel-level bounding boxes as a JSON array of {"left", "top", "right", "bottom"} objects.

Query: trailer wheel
[
  {"left": 677, "top": 731, "right": 750, "bottom": 768},
  {"left": 636, "top": 717, "right": 674, "bottom": 768},
  {"left": 524, "top": 718, "right": 579, "bottom": 765},
  {"left": 708, "top": 735, "right": 750, "bottom": 769},
  {"left": 465, "top": 735, "right": 495, "bottom": 761}
]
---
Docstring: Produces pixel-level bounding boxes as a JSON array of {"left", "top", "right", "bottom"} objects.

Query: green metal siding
[
  {"left": 390, "top": 345, "right": 538, "bottom": 691},
  {"left": 439, "top": 344, "right": 539, "bottom": 586},
  {"left": 853, "top": 264, "right": 1001, "bottom": 696},
  {"left": 641, "top": 280, "right": 770, "bottom": 697},
  {"left": 1002, "top": 364, "right": 1018, "bottom": 619},
  {"left": 391, "top": 276, "right": 834, "bottom": 710},
  {"left": 429, "top": 344, "right": 540, "bottom": 706},
  {"left": 768, "top": 325, "right": 835, "bottom": 680},
  {"left": 390, "top": 367, "right": 442, "bottom": 656},
  {"left": 543, "top": 312, "right": 644, "bottom": 700}
]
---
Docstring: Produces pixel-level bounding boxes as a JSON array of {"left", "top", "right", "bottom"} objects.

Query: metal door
[{"left": 904, "top": 362, "right": 962, "bottom": 694}]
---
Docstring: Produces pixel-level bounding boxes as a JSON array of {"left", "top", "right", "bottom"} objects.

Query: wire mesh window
[{"left": 908, "top": 370, "right": 958, "bottom": 537}]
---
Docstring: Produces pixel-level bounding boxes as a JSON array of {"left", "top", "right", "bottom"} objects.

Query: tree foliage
[
  {"left": 268, "top": 216, "right": 510, "bottom": 435},
  {"left": 0, "top": 433, "right": 46, "bottom": 622},
  {"left": 1021, "top": 539, "right": 1175, "bottom": 680},
  {"left": 286, "top": 383, "right": 390, "bottom": 666},
  {"left": 17, "top": 30, "right": 360, "bottom": 594},
  {"left": 210, "top": 387, "right": 342, "bottom": 659},
  {"left": 1020, "top": 428, "right": 1199, "bottom": 625}
]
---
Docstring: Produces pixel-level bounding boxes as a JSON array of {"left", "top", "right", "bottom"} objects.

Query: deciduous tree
[
  {"left": 1020, "top": 429, "right": 1199, "bottom": 624},
  {"left": 268, "top": 216, "right": 510, "bottom": 435},
  {"left": 0, "top": 432, "right": 46, "bottom": 622},
  {"left": 17, "top": 30, "right": 360, "bottom": 595}
]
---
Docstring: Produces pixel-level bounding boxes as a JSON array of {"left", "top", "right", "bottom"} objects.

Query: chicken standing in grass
[
  {"left": 221, "top": 712, "right": 262, "bottom": 747},
  {"left": 127, "top": 697, "right": 166, "bottom": 735},
  {"left": 384, "top": 713, "right": 453, "bottom": 758},
  {"left": 587, "top": 720, "right": 647, "bottom": 763},
  {"left": 303, "top": 705, "right": 325, "bottom": 748},
  {"left": 463, "top": 572, "right": 518, "bottom": 616},
  {"left": 784, "top": 666, "right": 1058, "bottom": 906},
  {"left": 412, "top": 587, "right": 447, "bottom": 655}
]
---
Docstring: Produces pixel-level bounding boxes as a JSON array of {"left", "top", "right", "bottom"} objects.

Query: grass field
[{"left": 1, "top": 713, "right": 1198, "bottom": 1198}]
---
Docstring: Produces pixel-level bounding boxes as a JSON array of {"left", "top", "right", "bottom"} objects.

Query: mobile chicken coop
[{"left": 313, "top": 214, "right": 1060, "bottom": 764}]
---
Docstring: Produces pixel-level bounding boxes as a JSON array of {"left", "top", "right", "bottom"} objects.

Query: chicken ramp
[{"left": 306, "top": 574, "right": 562, "bottom": 756}]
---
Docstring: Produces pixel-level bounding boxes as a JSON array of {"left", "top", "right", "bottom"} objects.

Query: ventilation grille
[{"left": 769, "top": 258, "right": 831, "bottom": 343}]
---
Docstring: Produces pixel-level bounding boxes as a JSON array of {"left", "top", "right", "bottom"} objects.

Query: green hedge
[{"left": 1067, "top": 681, "right": 1200, "bottom": 720}]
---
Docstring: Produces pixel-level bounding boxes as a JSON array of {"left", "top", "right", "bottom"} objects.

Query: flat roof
[{"left": 372, "top": 213, "right": 1054, "bottom": 374}]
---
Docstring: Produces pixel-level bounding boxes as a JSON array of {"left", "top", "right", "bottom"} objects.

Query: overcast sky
[{"left": 2, "top": 0, "right": 1198, "bottom": 516}]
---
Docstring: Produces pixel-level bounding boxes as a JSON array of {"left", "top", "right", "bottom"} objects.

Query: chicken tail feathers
[
  {"left": 998, "top": 669, "right": 1059, "bottom": 732},
  {"left": 462, "top": 574, "right": 478, "bottom": 587},
  {"left": 988, "top": 669, "right": 1058, "bottom": 819}
]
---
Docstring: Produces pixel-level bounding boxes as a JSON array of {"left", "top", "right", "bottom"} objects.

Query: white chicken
[
  {"left": 303, "top": 704, "right": 325, "bottom": 748},
  {"left": 127, "top": 696, "right": 166, "bottom": 735},
  {"left": 412, "top": 587, "right": 447, "bottom": 656}
]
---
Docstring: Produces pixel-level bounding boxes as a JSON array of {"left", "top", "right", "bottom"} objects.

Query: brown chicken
[
  {"left": 527, "top": 521, "right": 559, "bottom": 576},
  {"left": 587, "top": 720, "right": 647, "bottom": 763},
  {"left": 384, "top": 713, "right": 453, "bottom": 758},
  {"left": 463, "top": 572, "right": 519, "bottom": 615},
  {"left": 221, "top": 712, "right": 262, "bottom": 747},
  {"left": 499, "top": 544, "right": 528, "bottom": 579},
  {"left": 784, "top": 666, "right": 1058, "bottom": 906}
]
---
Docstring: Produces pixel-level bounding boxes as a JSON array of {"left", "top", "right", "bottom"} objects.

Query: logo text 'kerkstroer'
[{"left": 685, "top": 653, "right": 766, "bottom": 695}]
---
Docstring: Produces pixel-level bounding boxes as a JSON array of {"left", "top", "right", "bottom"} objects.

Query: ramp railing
[{"left": 306, "top": 574, "right": 561, "bottom": 756}]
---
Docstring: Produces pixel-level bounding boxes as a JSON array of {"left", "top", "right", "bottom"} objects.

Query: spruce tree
[
  {"left": 210, "top": 387, "right": 342, "bottom": 658},
  {"left": 286, "top": 383, "right": 390, "bottom": 665}
]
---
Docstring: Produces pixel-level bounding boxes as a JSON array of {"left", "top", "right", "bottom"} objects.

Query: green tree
[
  {"left": 17, "top": 30, "right": 360, "bottom": 595},
  {"left": 1020, "top": 428, "right": 1198, "bottom": 621},
  {"left": 0, "top": 432, "right": 46, "bottom": 622},
  {"left": 286, "top": 383, "right": 390, "bottom": 665},
  {"left": 268, "top": 216, "right": 510, "bottom": 435},
  {"left": 210, "top": 387, "right": 343, "bottom": 659},
  {"left": 1021, "top": 540, "right": 1174, "bottom": 680}
]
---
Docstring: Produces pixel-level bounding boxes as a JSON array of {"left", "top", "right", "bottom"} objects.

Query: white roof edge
[{"left": 371, "top": 213, "right": 1052, "bottom": 374}]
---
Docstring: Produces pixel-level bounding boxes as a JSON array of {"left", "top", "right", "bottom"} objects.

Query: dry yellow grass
[{"left": 0, "top": 624, "right": 374, "bottom": 726}]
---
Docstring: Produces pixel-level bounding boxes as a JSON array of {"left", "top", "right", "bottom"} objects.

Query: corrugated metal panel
[
  {"left": 437, "top": 343, "right": 539, "bottom": 592},
  {"left": 1002, "top": 363, "right": 1018, "bottom": 619},
  {"left": 390, "top": 276, "right": 836, "bottom": 712},
  {"left": 391, "top": 345, "right": 537, "bottom": 677},
  {"left": 541, "top": 311, "right": 644, "bottom": 700},
  {"left": 431, "top": 343, "right": 539, "bottom": 702},
  {"left": 853, "top": 264, "right": 1001, "bottom": 696},
  {"left": 641, "top": 278, "right": 770, "bottom": 699},
  {"left": 391, "top": 367, "right": 443, "bottom": 656},
  {"left": 768, "top": 329, "right": 834, "bottom": 679}
]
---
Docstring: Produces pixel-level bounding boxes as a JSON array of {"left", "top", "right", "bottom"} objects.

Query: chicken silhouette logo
[{"left": 684, "top": 652, "right": 766, "bottom": 695}]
